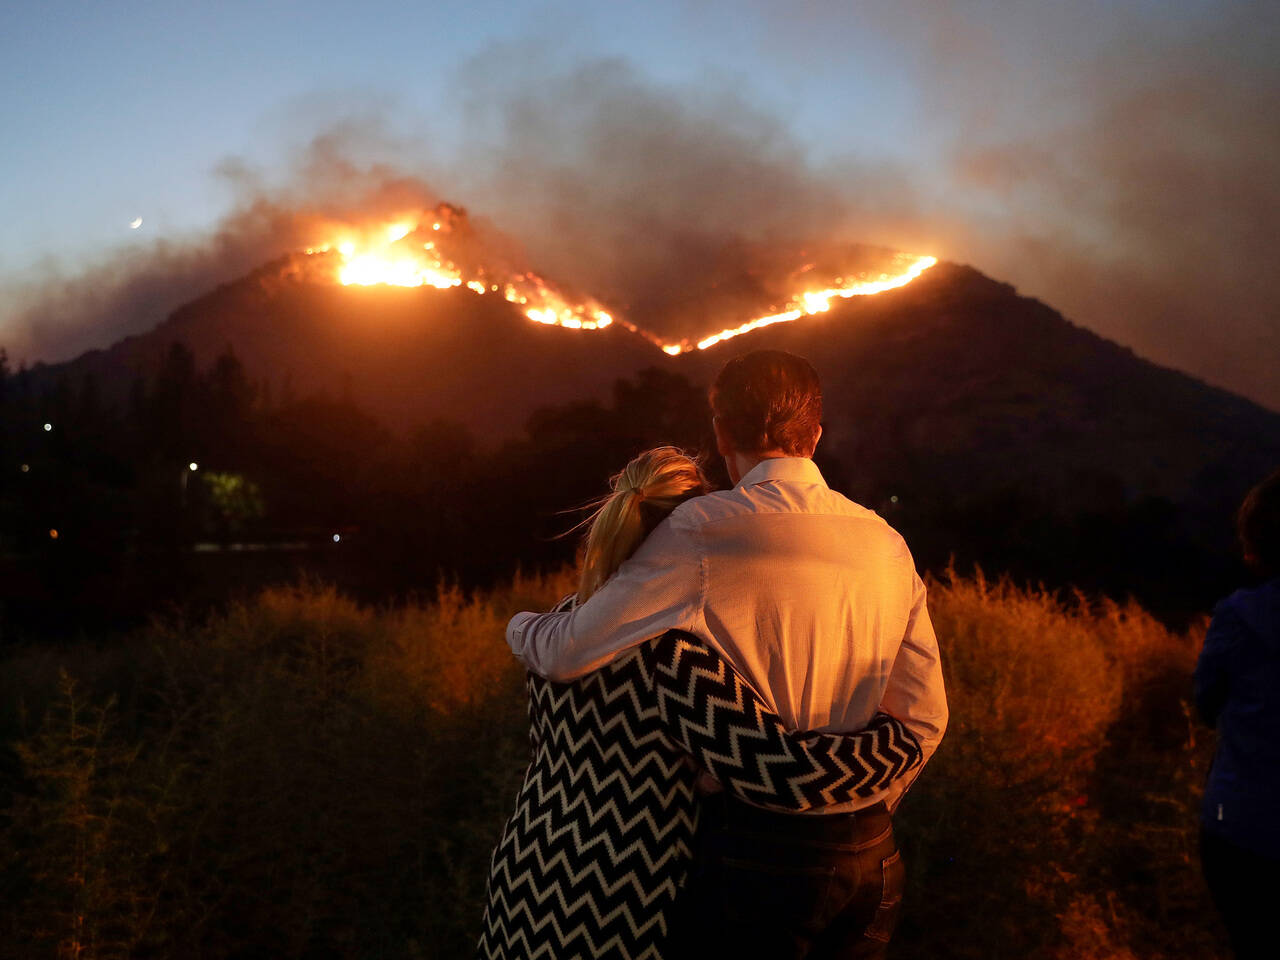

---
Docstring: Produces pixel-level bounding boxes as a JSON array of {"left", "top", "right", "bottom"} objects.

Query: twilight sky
[{"left": 2, "top": 0, "right": 1277, "bottom": 409}]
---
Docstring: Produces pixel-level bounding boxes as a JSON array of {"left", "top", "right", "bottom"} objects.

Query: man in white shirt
[{"left": 506, "top": 350, "right": 947, "bottom": 957}]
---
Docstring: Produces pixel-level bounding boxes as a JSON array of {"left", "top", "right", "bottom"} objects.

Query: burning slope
[
  {"left": 661, "top": 252, "right": 938, "bottom": 355},
  {"left": 298, "top": 203, "right": 937, "bottom": 354},
  {"left": 302, "top": 203, "right": 615, "bottom": 331},
  {"left": 31, "top": 249, "right": 1280, "bottom": 608}
]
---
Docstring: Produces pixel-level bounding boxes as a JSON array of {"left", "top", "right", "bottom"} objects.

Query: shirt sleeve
[
  {"left": 647, "top": 633, "right": 924, "bottom": 812},
  {"left": 506, "top": 515, "right": 704, "bottom": 680},
  {"left": 1194, "top": 599, "right": 1240, "bottom": 727},
  {"left": 876, "top": 572, "right": 949, "bottom": 810}
]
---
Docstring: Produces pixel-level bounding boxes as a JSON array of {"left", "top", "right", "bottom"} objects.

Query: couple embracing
[{"left": 479, "top": 350, "right": 949, "bottom": 959}]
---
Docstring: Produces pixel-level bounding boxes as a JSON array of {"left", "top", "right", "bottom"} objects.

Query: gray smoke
[
  {"left": 0, "top": 121, "right": 444, "bottom": 367},
  {"left": 4, "top": 4, "right": 1277, "bottom": 411},
  {"left": 744, "top": 0, "right": 1280, "bottom": 408},
  {"left": 448, "top": 56, "right": 881, "bottom": 335}
]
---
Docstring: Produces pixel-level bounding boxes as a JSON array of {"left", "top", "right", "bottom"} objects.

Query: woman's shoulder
[{"left": 1213, "top": 579, "right": 1280, "bottom": 648}]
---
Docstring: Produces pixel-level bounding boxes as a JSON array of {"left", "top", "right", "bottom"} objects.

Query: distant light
[
  {"left": 20, "top": 464, "right": 29, "bottom": 473},
  {"left": 129, "top": 216, "right": 143, "bottom": 230},
  {"left": 43, "top": 422, "right": 52, "bottom": 432},
  {"left": 188, "top": 462, "right": 199, "bottom": 471},
  {"left": 432, "top": 223, "right": 440, "bottom": 230},
  {"left": 49, "top": 529, "right": 58, "bottom": 540},
  {"left": 890, "top": 495, "right": 899, "bottom": 504},
  {"left": 332, "top": 534, "right": 341, "bottom": 543}
]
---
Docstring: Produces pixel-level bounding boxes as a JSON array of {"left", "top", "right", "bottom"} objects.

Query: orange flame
[
  {"left": 307, "top": 214, "right": 613, "bottom": 331},
  {"left": 664, "top": 254, "right": 938, "bottom": 354},
  {"left": 305, "top": 213, "right": 935, "bottom": 351}
]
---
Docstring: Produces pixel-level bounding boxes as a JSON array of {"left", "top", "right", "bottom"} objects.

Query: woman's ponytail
[{"left": 577, "top": 447, "right": 708, "bottom": 602}]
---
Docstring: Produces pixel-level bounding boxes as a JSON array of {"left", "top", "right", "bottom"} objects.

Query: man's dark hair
[
  {"left": 709, "top": 350, "right": 822, "bottom": 456},
  {"left": 1238, "top": 467, "right": 1280, "bottom": 575}
]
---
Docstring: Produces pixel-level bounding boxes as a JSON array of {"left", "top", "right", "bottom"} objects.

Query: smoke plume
[
  {"left": 744, "top": 0, "right": 1280, "bottom": 408},
  {"left": 0, "top": 122, "right": 445, "bottom": 367},
  {"left": 3, "top": 4, "right": 1277, "bottom": 411}
]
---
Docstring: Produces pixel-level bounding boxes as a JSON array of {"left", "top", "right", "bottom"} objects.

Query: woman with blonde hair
[
  {"left": 477, "top": 447, "right": 923, "bottom": 960},
  {"left": 575, "top": 446, "right": 709, "bottom": 604}
]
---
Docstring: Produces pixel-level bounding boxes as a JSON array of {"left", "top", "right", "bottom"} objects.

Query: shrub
[
  {"left": 0, "top": 568, "right": 1223, "bottom": 958},
  {"left": 893, "top": 570, "right": 1221, "bottom": 959},
  {"left": 0, "top": 571, "right": 572, "bottom": 959}
]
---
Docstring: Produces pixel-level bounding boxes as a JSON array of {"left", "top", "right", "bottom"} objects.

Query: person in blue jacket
[{"left": 1194, "top": 467, "right": 1280, "bottom": 960}]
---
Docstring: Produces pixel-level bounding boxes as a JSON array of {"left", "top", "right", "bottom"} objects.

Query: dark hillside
[
  {"left": 31, "top": 257, "right": 663, "bottom": 436},
  {"left": 681, "top": 262, "right": 1277, "bottom": 514},
  {"left": 11, "top": 256, "right": 1278, "bottom": 624},
  {"left": 675, "top": 263, "right": 1280, "bottom": 609}
]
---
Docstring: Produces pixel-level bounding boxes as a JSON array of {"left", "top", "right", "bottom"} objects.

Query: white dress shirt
[{"left": 506, "top": 457, "right": 948, "bottom": 812}]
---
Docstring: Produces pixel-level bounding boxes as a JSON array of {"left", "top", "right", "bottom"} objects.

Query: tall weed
[
  {"left": 0, "top": 568, "right": 1223, "bottom": 958},
  {"left": 893, "top": 570, "right": 1221, "bottom": 959}
]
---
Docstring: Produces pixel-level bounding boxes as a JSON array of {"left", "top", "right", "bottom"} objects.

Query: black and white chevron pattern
[
  {"left": 647, "top": 635, "right": 923, "bottom": 812},
  {"left": 477, "top": 630, "right": 922, "bottom": 960}
]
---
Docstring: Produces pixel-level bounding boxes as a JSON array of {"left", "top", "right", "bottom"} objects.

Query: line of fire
[{"left": 290, "top": 202, "right": 937, "bottom": 355}]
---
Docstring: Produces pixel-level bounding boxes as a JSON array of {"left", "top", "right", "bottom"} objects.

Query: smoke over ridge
[{"left": 3, "top": 10, "right": 1277, "bottom": 410}]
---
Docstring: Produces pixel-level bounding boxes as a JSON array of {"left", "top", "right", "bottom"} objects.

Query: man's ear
[
  {"left": 712, "top": 416, "right": 733, "bottom": 457},
  {"left": 811, "top": 423, "right": 823, "bottom": 453}
]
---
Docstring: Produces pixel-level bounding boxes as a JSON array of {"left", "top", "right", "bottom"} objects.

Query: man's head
[
  {"left": 709, "top": 351, "right": 822, "bottom": 477},
  {"left": 1238, "top": 467, "right": 1280, "bottom": 576}
]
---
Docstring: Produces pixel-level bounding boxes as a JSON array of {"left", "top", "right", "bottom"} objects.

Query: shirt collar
[{"left": 736, "top": 457, "right": 828, "bottom": 490}]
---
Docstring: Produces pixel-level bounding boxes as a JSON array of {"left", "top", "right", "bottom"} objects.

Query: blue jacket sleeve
[{"left": 1195, "top": 600, "right": 1241, "bottom": 727}]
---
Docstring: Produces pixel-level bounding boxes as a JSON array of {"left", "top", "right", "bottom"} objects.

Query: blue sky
[
  {"left": 2, "top": 0, "right": 921, "bottom": 268},
  {"left": 2, "top": 0, "right": 1277, "bottom": 408}
]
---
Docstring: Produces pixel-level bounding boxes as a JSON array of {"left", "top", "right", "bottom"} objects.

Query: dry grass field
[{"left": 0, "top": 571, "right": 1225, "bottom": 958}]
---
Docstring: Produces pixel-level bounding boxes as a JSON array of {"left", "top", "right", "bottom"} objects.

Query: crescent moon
[{"left": 129, "top": 217, "right": 143, "bottom": 229}]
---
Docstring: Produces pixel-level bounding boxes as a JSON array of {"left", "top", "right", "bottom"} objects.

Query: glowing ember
[{"left": 304, "top": 211, "right": 935, "bottom": 350}]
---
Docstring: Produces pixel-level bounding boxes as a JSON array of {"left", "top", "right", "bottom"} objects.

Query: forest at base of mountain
[
  {"left": 3, "top": 343, "right": 1268, "bottom": 640},
  {"left": 5, "top": 257, "right": 1278, "bottom": 637}
]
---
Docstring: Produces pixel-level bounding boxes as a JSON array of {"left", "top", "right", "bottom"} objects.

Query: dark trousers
[
  {"left": 1201, "top": 827, "right": 1280, "bottom": 960},
  {"left": 666, "top": 795, "right": 903, "bottom": 960}
]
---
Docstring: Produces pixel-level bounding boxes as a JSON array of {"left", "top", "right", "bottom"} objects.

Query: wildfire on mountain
[
  {"left": 661, "top": 253, "right": 938, "bottom": 355},
  {"left": 304, "top": 203, "right": 615, "bottom": 332},
  {"left": 303, "top": 204, "right": 936, "bottom": 353}
]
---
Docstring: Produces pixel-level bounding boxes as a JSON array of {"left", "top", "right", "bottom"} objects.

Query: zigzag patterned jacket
[{"left": 477, "top": 622, "right": 924, "bottom": 960}]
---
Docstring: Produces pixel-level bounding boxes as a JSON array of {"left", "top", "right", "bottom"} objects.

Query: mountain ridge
[
  {"left": 23, "top": 254, "right": 1280, "bottom": 526},
  {"left": 10, "top": 252, "right": 1279, "bottom": 626}
]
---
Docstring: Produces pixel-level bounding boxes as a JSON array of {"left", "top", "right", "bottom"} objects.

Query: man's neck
[{"left": 726, "top": 449, "right": 793, "bottom": 486}]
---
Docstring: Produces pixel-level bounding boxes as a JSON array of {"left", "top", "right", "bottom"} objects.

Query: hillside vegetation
[
  {"left": 0, "top": 572, "right": 1223, "bottom": 959},
  {"left": 12, "top": 264, "right": 1280, "bottom": 639}
]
